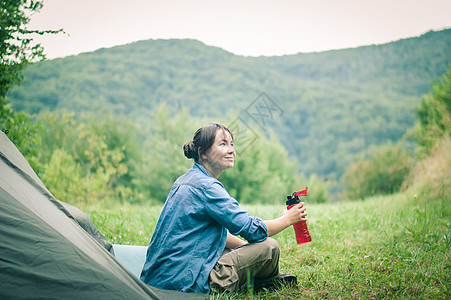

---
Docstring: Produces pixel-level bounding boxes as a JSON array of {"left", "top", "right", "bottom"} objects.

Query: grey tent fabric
[
  {"left": 56, "top": 199, "right": 115, "bottom": 255},
  {"left": 0, "top": 131, "right": 206, "bottom": 300}
]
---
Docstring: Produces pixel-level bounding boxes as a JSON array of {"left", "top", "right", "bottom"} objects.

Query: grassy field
[{"left": 88, "top": 192, "right": 450, "bottom": 299}]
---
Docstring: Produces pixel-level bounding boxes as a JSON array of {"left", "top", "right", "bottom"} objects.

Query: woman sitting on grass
[{"left": 140, "top": 122, "right": 307, "bottom": 295}]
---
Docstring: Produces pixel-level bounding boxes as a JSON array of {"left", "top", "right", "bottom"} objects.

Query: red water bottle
[{"left": 286, "top": 187, "right": 311, "bottom": 244}]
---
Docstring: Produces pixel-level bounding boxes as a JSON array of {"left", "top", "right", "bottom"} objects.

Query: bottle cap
[{"left": 286, "top": 195, "right": 300, "bottom": 206}]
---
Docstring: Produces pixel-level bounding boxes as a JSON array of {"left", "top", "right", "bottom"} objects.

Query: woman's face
[{"left": 200, "top": 129, "right": 235, "bottom": 177}]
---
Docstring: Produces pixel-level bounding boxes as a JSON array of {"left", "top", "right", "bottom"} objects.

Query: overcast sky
[{"left": 29, "top": 0, "right": 451, "bottom": 59}]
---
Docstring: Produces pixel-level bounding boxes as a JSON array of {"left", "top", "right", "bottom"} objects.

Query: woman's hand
[
  {"left": 264, "top": 203, "right": 307, "bottom": 237},
  {"left": 284, "top": 202, "right": 307, "bottom": 226}
]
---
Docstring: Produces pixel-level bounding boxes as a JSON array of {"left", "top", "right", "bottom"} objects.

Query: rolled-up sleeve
[{"left": 203, "top": 181, "right": 268, "bottom": 243}]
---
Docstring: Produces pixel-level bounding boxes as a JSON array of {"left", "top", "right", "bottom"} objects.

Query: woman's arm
[
  {"left": 225, "top": 231, "right": 247, "bottom": 249},
  {"left": 264, "top": 202, "right": 307, "bottom": 237},
  {"left": 224, "top": 203, "right": 306, "bottom": 245}
]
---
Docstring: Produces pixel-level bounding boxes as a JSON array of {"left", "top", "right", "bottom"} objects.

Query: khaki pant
[{"left": 209, "top": 237, "right": 280, "bottom": 293}]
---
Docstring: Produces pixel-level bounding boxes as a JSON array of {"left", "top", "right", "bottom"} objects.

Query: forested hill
[
  {"left": 8, "top": 28, "right": 451, "bottom": 182},
  {"left": 251, "top": 29, "right": 450, "bottom": 96}
]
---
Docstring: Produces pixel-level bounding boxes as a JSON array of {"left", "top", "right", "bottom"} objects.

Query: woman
[{"left": 140, "top": 123, "right": 307, "bottom": 294}]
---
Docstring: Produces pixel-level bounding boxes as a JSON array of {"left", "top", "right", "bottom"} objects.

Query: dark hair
[{"left": 183, "top": 123, "right": 234, "bottom": 162}]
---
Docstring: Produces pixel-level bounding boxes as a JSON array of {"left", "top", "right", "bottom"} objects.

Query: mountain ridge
[{"left": 7, "top": 28, "right": 451, "bottom": 182}]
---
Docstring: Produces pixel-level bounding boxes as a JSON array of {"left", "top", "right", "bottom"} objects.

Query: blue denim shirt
[{"left": 140, "top": 163, "right": 268, "bottom": 294}]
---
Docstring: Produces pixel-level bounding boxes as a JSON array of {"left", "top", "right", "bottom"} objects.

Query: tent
[{"left": 0, "top": 131, "right": 205, "bottom": 299}]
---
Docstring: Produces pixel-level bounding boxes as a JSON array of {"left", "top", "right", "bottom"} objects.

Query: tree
[
  {"left": 1, "top": 0, "right": 60, "bottom": 169},
  {"left": 0, "top": 100, "right": 42, "bottom": 170},
  {"left": 133, "top": 104, "right": 197, "bottom": 203},
  {"left": 1, "top": 0, "right": 60, "bottom": 98},
  {"left": 414, "top": 65, "right": 451, "bottom": 155},
  {"left": 407, "top": 65, "right": 451, "bottom": 203},
  {"left": 37, "top": 111, "right": 137, "bottom": 207}
]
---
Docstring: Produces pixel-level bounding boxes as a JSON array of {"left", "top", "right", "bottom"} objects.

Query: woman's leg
[{"left": 209, "top": 237, "right": 280, "bottom": 293}]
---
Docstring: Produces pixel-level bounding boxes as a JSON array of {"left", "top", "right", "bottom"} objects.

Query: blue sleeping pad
[{"left": 112, "top": 244, "right": 148, "bottom": 278}]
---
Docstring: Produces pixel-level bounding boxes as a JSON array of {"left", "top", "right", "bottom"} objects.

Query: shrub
[
  {"left": 305, "top": 174, "right": 331, "bottom": 204},
  {"left": 342, "top": 143, "right": 412, "bottom": 200},
  {"left": 406, "top": 136, "right": 451, "bottom": 203}
]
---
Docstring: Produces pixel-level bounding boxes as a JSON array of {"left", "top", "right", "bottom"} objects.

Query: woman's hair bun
[{"left": 183, "top": 140, "right": 198, "bottom": 160}]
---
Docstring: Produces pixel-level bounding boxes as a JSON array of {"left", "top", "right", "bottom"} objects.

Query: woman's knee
[
  {"left": 263, "top": 237, "right": 280, "bottom": 258},
  {"left": 251, "top": 237, "right": 280, "bottom": 279}
]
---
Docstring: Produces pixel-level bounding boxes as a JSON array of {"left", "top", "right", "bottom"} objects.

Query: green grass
[{"left": 87, "top": 192, "right": 450, "bottom": 299}]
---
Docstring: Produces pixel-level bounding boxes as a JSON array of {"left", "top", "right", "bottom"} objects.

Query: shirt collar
[{"left": 194, "top": 162, "right": 212, "bottom": 178}]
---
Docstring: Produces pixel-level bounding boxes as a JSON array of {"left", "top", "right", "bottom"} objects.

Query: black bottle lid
[{"left": 286, "top": 195, "right": 300, "bottom": 206}]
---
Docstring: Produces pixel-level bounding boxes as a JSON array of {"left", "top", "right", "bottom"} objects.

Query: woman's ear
[{"left": 198, "top": 147, "right": 207, "bottom": 160}]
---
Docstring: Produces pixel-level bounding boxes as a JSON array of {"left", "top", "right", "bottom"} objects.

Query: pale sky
[{"left": 29, "top": 0, "right": 451, "bottom": 59}]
